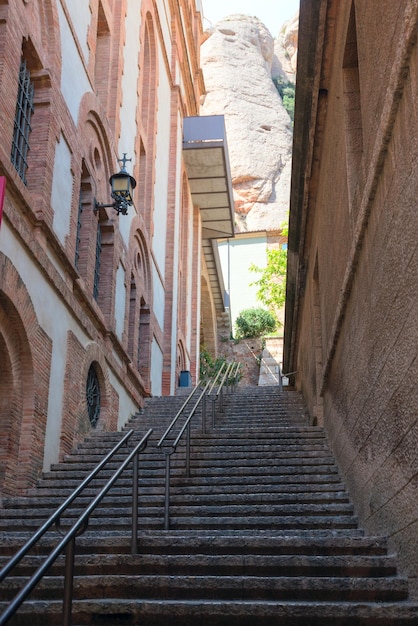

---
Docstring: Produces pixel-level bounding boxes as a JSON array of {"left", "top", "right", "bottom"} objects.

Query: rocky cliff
[{"left": 200, "top": 14, "right": 298, "bottom": 232}]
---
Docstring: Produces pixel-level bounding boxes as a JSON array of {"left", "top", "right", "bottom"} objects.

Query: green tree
[{"left": 249, "top": 221, "right": 288, "bottom": 324}]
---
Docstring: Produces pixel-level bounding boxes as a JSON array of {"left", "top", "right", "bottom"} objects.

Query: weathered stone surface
[
  {"left": 201, "top": 15, "right": 294, "bottom": 232},
  {"left": 272, "top": 13, "right": 299, "bottom": 81}
]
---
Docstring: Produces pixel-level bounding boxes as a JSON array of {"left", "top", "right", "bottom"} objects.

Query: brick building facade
[
  {"left": 284, "top": 0, "right": 418, "bottom": 596},
  {"left": 0, "top": 0, "right": 233, "bottom": 496}
]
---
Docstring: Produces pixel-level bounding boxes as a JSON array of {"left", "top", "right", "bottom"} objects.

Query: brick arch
[
  {"left": 130, "top": 225, "right": 152, "bottom": 300},
  {"left": 77, "top": 94, "right": 116, "bottom": 194},
  {"left": 176, "top": 340, "right": 188, "bottom": 386},
  {"left": 0, "top": 254, "right": 51, "bottom": 496},
  {"left": 82, "top": 342, "right": 114, "bottom": 431},
  {"left": 200, "top": 275, "right": 217, "bottom": 357},
  {"left": 137, "top": 8, "right": 158, "bottom": 233},
  {"left": 127, "top": 223, "right": 153, "bottom": 389},
  {"left": 61, "top": 334, "right": 117, "bottom": 458},
  {"left": 27, "top": 0, "right": 61, "bottom": 79},
  {"left": 73, "top": 97, "right": 118, "bottom": 319}
]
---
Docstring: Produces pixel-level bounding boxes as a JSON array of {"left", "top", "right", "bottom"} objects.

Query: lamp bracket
[{"left": 94, "top": 198, "right": 129, "bottom": 216}]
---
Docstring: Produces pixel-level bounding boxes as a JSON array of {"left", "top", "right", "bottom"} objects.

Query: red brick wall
[
  {"left": 0, "top": 0, "right": 209, "bottom": 492},
  {"left": 0, "top": 254, "right": 51, "bottom": 495}
]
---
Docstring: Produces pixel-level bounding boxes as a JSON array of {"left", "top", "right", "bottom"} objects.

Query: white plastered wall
[
  {"left": 217, "top": 235, "right": 267, "bottom": 333},
  {"left": 118, "top": 0, "right": 143, "bottom": 247},
  {"left": 58, "top": 0, "right": 91, "bottom": 125},
  {"left": 51, "top": 133, "right": 73, "bottom": 244}
]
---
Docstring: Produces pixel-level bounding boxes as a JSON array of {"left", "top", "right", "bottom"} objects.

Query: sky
[{"left": 201, "top": 0, "right": 300, "bottom": 37}]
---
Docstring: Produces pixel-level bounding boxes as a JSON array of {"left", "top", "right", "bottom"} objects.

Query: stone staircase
[{"left": 1, "top": 386, "right": 418, "bottom": 624}]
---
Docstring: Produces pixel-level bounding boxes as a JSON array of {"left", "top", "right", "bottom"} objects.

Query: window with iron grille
[
  {"left": 75, "top": 192, "right": 83, "bottom": 269},
  {"left": 86, "top": 363, "right": 100, "bottom": 428},
  {"left": 11, "top": 60, "right": 34, "bottom": 185},
  {"left": 93, "top": 221, "right": 102, "bottom": 301}
]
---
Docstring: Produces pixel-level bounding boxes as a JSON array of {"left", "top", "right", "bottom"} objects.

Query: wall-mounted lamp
[{"left": 94, "top": 154, "right": 136, "bottom": 216}]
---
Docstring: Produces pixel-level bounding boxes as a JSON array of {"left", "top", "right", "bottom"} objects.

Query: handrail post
[
  {"left": 219, "top": 384, "right": 224, "bottom": 413},
  {"left": 186, "top": 422, "right": 191, "bottom": 478},
  {"left": 62, "top": 536, "right": 76, "bottom": 626},
  {"left": 163, "top": 449, "right": 172, "bottom": 531},
  {"left": 278, "top": 364, "right": 283, "bottom": 391},
  {"left": 202, "top": 392, "right": 206, "bottom": 434},
  {"left": 131, "top": 450, "right": 139, "bottom": 554}
]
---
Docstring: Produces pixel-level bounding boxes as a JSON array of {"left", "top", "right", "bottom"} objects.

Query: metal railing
[
  {"left": 0, "top": 428, "right": 153, "bottom": 626},
  {"left": 208, "top": 361, "right": 241, "bottom": 421},
  {"left": 156, "top": 362, "right": 241, "bottom": 530}
]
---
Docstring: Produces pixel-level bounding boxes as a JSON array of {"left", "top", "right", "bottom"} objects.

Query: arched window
[{"left": 86, "top": 362, "right": 101, "bottom": 428}]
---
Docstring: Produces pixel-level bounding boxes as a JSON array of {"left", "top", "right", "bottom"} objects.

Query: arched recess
[
  {"left": 343, "top": 0, "right": 364, "bottom": 217},
  {"left": 0, "top": 254, "right": 51, "bottom": 496},
  {"left": 127, "top": 223, "right": 153, "bottom": 387},
  {"left": 178, "top": 174, "right": 191, "bottom": 334},
  {"left": 21, "top": 0, "right": 61, "bottom": 80},
  {"left": 176, "top": 340, "right": 187, "bottom": 386},
  {"left": 200, "top": 275, "right": 217, "bottom": 357},
  {"left": 10, "top": 0, "right": 62, "bottom": 212},
  {"left": 73, "top": 96, "right": 118, "bottom": 320},
  {"left": 137, "top": 10, "right": 158, "bottom": 233},
  {"left": 61, "top": 335, "right": 116, "bottom": 458}
]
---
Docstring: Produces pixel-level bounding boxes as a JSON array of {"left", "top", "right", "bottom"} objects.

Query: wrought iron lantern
[{"left": 95, "top": 154, "right": 136, "bottom": 215}]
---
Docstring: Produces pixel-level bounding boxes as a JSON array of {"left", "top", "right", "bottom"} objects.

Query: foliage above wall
[
  {"left": 249, "top": 219, "right": 288, "bottom": 324},
  {"left": 273, "top": 76, "right": 295, "bottom": 121},
  {"left": 234, "top": 307, "right": 277, "bottom": 339}
]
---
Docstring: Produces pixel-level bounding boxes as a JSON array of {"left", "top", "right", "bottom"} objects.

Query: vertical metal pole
[
  {"left": 186, "top": 423, "right": 191, "bottom": 478},
  {"left": 62, "top": 536, "right": 75, "bottom": 626},
  {"left": 202, "top": 393, "right": 206, "bottom": 434},
  {"left": 131, "top": 452, "right": 139, "bottom": 554},
  {"left": 212, "top": 396, "right": 216, "bottom": 428},
  {"left": 164, "top": 451, "right": 171, "bottom": 531},
  {"left": 220, "top": 385, "right": 224, "bottom": 413}
]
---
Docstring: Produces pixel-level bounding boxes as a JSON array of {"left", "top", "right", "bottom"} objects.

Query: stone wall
[
  {"left": 285, "top": 0, "right": 418, "bottom": 597},
  {"left": 218, "top": 337, "right": 263, "bottom": 387}
]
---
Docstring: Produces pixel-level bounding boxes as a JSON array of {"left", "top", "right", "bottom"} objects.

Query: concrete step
[
  {"left": 0, "top": 532, "right": 389, "bottom": 557},
  {"left": 0, "top": 551, "right": 400, "bottom": 578},
  {"left": 0, "top": 574, "right": 409, "bottom": 602},
  {"left": 1, "top": 388, "right": 416, "bottom": 625},
  {"left": 2, "top": 598, "right": 418, "bottom": 625}
]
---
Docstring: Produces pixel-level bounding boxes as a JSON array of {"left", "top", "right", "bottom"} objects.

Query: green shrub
[
  {"left": 199, "top": 346, "right": 241, "bottom": 385},
  {"left": 234, "top": 307, "right": 277, "bottom": 339}
]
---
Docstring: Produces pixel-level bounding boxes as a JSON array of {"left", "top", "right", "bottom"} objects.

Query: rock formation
[
  {"left": 200, "top": 14, "right": 297, "bottom": 232},
  {"left": 272, "top": 13, "right": 299, "bottom": 81}
]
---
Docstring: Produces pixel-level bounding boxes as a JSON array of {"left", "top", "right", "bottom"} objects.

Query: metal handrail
[
  {"left": 157, "top": 379, "right": 212, "bottom": 530},
  {"left": 0, "top": 428, "right": 153, "bottom": 626},
  {"left": 156, "top": 362, "right": 240, "bottom": 530},
  {"left": 157, "top": 382, "right": 204, "bottom": 446},
  {"left": 209, "top": 361, "right": 235, "bottom": 420},
  {"left": 207, "top": 361, "right": 227, "bottom": 395},
  {"left": 0, "top": 428, "right": 134, "bottom": 584}
]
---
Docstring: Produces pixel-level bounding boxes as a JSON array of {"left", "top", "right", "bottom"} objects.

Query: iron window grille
[
  {"left": 11, "top": 59, "right": 34, "bottom": 185},
  {"left": 93, "top": 221, "right": 102, "bottom": 301},
  {"left": 75, "top": 192, "right": 83, "bottom": 269},
  {"left": 86, "top": 364, "right": 101, "bottom": 428}
]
